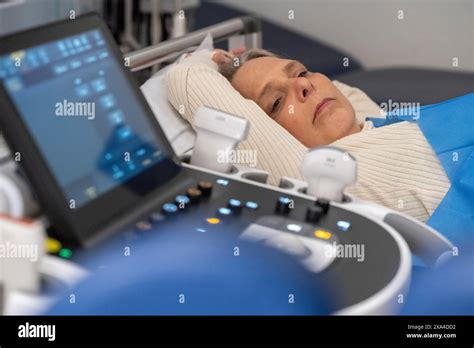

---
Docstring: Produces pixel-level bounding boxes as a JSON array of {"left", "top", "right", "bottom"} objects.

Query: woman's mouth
[{"left": 313, "top": 98, "right": 336, "bottom": 124}]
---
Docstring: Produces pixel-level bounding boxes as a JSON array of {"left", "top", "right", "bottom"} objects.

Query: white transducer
[
  {"left": 301, "top": 146, "right": 357, "bottom": 202},
  {"left": 191, "top": 107, "right": 249, "bottom": 173}
]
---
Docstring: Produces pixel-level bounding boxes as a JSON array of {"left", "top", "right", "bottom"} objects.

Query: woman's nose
[{"left": 294, "top": 78, "right": 313, "bottom": 103}]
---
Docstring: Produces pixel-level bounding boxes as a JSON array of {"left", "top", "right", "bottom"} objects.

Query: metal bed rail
[{"left": 125, "top": 16, "right": 262, "bottom": 72}]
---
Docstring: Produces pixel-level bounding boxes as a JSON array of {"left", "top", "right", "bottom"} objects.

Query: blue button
[
  {"left": 162, "top": 203, "right": 178, "bottom": 214},
  {"left": 218, "top": 207, "right": 232, "bottom": 216},
  {"left": 279, "top": 196, "right": 291, "bottom": 204},
  {"left": 245, "top": 201, "right": 259, "bottom": 209},
  {"left": 228, "top": 199, "right": 242, "bottom": 208},
  {"left": 150, "top": 212, "right": 165, "bottom": 222},
  {"left": 216, "top": 179, "right": 229, "bottom": 186},
  {"left": 337, "top": 220, "right": 351, "bottom": 231},
  {"left": 175, "top": 195, "right": 190, "bottom": 206}
]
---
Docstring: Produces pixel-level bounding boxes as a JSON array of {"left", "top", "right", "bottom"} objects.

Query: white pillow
[{"left": 140, "top": 34, "right": 215, "bottom": 155}]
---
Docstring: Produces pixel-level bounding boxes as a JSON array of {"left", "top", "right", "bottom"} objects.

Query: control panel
[{"left": 44, "top": 163, "right": 408, "bottom": 314}]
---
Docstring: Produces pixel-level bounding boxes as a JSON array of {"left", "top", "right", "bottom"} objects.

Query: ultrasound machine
[{"left": 0, "top": 14, "right": 455, "bottom": 315}]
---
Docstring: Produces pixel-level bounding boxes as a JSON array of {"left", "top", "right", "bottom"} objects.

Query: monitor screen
[{"left": 0, "top": 29, "right": 166, "bottom": 208}]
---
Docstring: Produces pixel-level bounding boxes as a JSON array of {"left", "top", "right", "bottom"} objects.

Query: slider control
[
  {"left": 276, "top": 196, "right": 292, "bottom": 214},
  {"left": 186, "top": 187, "right": 202, "bottom": 203},
  {"left": 306, "top": 205, "right": 324, "bottom": 223},
  {"left": 316, "top": 198, "right": 330, "bottom": 214},
  {"left": 197, "top": 180, "right": 213, "bottom": 197},
  {"left": 228, "top": 199, "right": 242, "bottom": 212}
]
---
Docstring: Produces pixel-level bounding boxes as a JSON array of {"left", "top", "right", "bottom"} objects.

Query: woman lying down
[{"left": 166, "top": 48, "right": 456, "bottom": 224}]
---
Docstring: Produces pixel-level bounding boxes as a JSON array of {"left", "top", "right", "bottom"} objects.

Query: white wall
[
  {"left": 0, "top": 0, "right": 102, "bottom": 36},
  {"left": 220, "top": 0, "right": 473, "bottom": 71}
]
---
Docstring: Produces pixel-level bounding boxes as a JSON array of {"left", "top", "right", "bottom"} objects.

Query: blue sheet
[{"left": 368, "top": 93, "right": 474, "bottom": 250}]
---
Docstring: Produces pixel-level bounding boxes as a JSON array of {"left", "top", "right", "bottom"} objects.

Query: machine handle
[{"left": 383, "top": 213, "right": 454, "bottom": 267}]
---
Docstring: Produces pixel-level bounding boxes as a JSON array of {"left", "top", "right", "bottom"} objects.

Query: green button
[{"left": 59, "top": 248, "right": 73, "bottom": 259}]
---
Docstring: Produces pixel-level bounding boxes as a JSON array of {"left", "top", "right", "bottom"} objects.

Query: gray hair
[{"left": 218, "top": 48, "right": 280, "bottom": 81}]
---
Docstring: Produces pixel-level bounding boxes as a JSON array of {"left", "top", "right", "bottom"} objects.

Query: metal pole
[{"left": 125, "top": 16, "right": 261, "bottom": 71}]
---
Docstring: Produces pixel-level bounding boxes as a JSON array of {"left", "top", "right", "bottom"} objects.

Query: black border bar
[{"left": 0, "top": 315, "right": 472, "bottom": 346}]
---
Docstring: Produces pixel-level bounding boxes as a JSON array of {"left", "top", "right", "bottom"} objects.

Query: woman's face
[{"left": 230, "top": 56, "right": 360, "bottom": 147}]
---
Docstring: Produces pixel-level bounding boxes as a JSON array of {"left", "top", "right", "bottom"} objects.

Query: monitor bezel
[{"left": 0, "top": 13, "right": 183, "bottom": 245}]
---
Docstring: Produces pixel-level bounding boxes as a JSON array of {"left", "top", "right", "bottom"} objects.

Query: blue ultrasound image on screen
[{"left": 0, "top": 30, "right": 165, "bottom": 207}]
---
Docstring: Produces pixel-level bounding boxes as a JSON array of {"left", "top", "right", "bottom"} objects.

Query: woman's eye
[
  {"left": 271, "top": 97, "right": 282, "bottom": 113},
  {"left": 298, "top": 70, "right": 308, "bottom": 77}
]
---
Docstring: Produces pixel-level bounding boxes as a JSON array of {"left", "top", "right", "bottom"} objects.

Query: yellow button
[
  {"left": 46, "top": 237, "right": 62, "bottom": 253},
  {"left": 314, "top": 230, "right": 332, "bottom": 240},
  {"left": 206, "top": 217, "right": 220, "bottom": 225}
]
